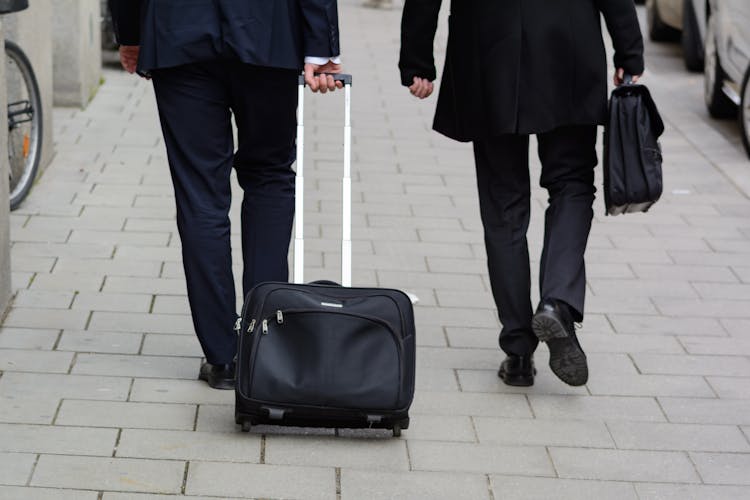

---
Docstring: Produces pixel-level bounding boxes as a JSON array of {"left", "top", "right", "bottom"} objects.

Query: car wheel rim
[{"left": 704, "top": 19, "right": 718, "bottom": 104}]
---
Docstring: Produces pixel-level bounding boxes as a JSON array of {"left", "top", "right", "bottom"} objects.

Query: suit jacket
[
  {"left": 109, "top": 0, "right": 340, "bottom": 72},
  {"left": 399, "top": 0, "right": 644, "bottom": 141}
]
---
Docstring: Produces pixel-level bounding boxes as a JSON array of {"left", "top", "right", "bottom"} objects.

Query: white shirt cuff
[{"left": 304, "top": 56, "right": 341, "bottom": 65}]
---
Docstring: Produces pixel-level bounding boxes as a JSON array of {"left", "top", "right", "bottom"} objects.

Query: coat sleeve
[
  {"left": 108, "top": 0, "right": 142, "bottom": 46},
  {"left": 399, "top": 0, "right": 442, "bottom": 86},
  {"left": 299, "top": 0, "right": 340, "bottom": 58},
  {"left": 596, "top": 0, "right": 645, "bottom": 75}
]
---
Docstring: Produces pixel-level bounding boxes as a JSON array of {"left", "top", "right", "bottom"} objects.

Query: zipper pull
[
  {"left": 247, "top": 319, "right": 256, "bottom": 334},
  {"left": 276, "top": 310, "right": 284, "bottom": 324},
  {"left": 233, "top": 318, "right": 242, "bottom": 333},
  {"left": 262, "top": 319, "right": 269, "bottom": 335}
]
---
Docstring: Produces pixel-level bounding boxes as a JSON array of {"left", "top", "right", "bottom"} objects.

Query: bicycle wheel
[{"left": 6, "top": 40, "right": 42, "bottom": 210}]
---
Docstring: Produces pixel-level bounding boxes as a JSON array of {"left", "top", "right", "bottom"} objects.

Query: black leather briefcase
[
  {"left": 234, "top": 75, "right": 416, "bottom": 437},
  {"left": 603, "top": 77, "right": 665, "bottom": 216}
]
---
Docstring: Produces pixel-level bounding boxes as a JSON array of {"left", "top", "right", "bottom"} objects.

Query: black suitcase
[
  {"left": 603, "top": 76, "right": 665, "bottom": 216},
  {"left": 235, "top": 74, "right": 416, "bottom": 437}
]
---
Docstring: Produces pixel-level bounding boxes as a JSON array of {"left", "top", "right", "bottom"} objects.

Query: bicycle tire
[{"left": 6, "top": 39, "right": 42, "bottom": 211}]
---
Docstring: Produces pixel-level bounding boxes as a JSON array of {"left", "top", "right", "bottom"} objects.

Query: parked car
[
  {"left": 704, "top": 0, "right": 750, "bottom": 157},
  {"left": 100, "top": 0, "right": 117, "bottom": 51},
  {"left": 645, "top": 0, "right": 706, "bottom": 71}
]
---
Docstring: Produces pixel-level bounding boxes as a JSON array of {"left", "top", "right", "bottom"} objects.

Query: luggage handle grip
[{"left": 298, "top": 73, "right": 353, "bottom": 86}]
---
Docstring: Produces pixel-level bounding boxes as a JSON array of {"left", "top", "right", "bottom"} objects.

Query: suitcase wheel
[
  {"left": 392, "top": 423, "right": 401, "bottom": 438},
  {"left": 240, "top": 420, "right": 252, "bottom": 433}
]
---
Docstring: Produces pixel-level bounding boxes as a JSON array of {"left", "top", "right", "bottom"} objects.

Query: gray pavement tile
[
  {"left": 140, "top": 334, "right": 202, "bottom": 357},
  {"left": 13, "top": 290, "right": 75, "bottom": 309},
  {"left": 585, "top": 295, "right": 659, "bottom": 315},
  {"left": 0, "top": 486, "right": 98, "bottom": 500},
  {"left": 3, "top": 308, "right": 90, "bottom": 331},
  {"left": 72, "top": 353, "right": 200, "bottom": 379},
  {"left": 586, "top": 374, "right": 715, "bottom": 398},
  {"left": 69, "top": 229, "right": 169, "bottom": 247},
  {"left": 631, "top": 353, "right": 750, "bottom": 376},
  {"left": 680, "top": 336, "right": 750, "bottom": 356},
  {"left": 635, "top": 483, "right": 750, "bottom": 500},
  {"left": 417, "top": 347, "right": 501, "bottom": 370},
  {"left": 630, "top": 263, "right": 739, "bottom": 283},
  {"left": 88, "top": 312, "right": 194, "bottom": 335},
  {"left": 150, "top": 295, "right": 190, "bottom": 315},
  {"left": 0, "top": 424, "right": 117, "bottom": 456},
  {"left": 608, "top": 421, "right": 750, "bottom": 453},
  {"left": 588, "top": 279, "right": 697, "bottom": 299},
  {"left": 707, "top": 377, "right": 750, "bottom": 399},
  {"left": 103, "top": 277, "right": 186, "bottom": 295},
  {"left": 0, "top": 328, "right": 59, "bottom": 350},
  {"left": 691, "top": 452, "right": 750, "bottom": 485},
  {"left": 694, "top": 283, "right": 750, "bottom": 300},
  {"left": 29, "top": 273, "right": 105, "bottom": 293},
  {"left": 341, "top": 470, "right": 491, "bottom": 500},
  {"left": 659, "top": 397, "right": 750, "bottom": 425},
  {"left": 721, "top": 318, "right": 750, "bottom": 338},
  {"left": 0, "top": 452, "right": 37, "bottom": 486},
  {"left": 608, "top": 315, "right": 726, "bottom": 336},
  {"left": 0, "top": 397, "right": 58, "bottom": 425},
  {"left": 265, "top": 435, "right": 409, "bottom": 471},
  {"left": 0, "top": 372, "right": 130, "bottom": 401},
  {"left": 578, "top": 333, "right": 684, "bottom": 354},
  {"left": 411, "top": 391, "right": 532, "bottom": 418},
  {"left": 186, "top": 462, "right": 335, "bottom": 499},
  {"left": 474, "top": 417, "right": 613, "bottom": 448},
  {"left": 31, "top": 455, "right": 185, "bottom": 494},
  {"left": 414, "top": 307, "right": 498, "bottom": 329},
  {"left": 550, "top": 447, "right": 700, "bottom": 483},
  {"left": 56, "top": 330, "right": 143, "bottom": 355},
  {"left": 8, "top": 256, "right": 56, "bottom": 273},
  {"left": 490, "top": 476, "right": 638, "bottom": 500},
  {"left": 425, "top": 257, "right": 487, "bottom": 275},
  {"left": 445, "top": 327, "right": 498, "bottom": 349},
  {"left": 408, "top": 441, "right": 554, "bottom": 476},
  {"left": 54, "top": 258, "right": 162, "bottom": 278},
  {"left": 56, "top": 400, "right": 196, "bottom": 430},
  {"left": 10, "top": 242, "right": 113, "bottom": 259},
  {"left": 124, "top": 218, "right": 178, "bottom": 233},
  {"left": 71, "top": 292, "right": 153, "bottom": 313},
  {"left": 529, "top": 395, "right": 666, "bottom": 422},
  {"left": 130, "top": 379, "right": 233, "bottom": 406},
  {"left": 457, "top": 369, "right": 589, "bottom": 396},
  {"left": 113, "top": 246, "right": 182, "bottom": 262},
  {"left": 415, "top": 368, "right": 459, "bottom": 392},
  {"left": 117, "top": 429, "right": 260, "bottom": 462},
  {"left": 0, "top": 349, "right": 74, "bottom": 374}
]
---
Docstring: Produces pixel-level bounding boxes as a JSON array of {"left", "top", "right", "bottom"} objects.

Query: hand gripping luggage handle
[{"left": 294, "top": 73, "right": 353, "bottom": 287}]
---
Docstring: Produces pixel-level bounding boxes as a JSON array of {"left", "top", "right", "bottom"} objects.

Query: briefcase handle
[{"left": 294, "top": 73, "right": 353, "bottom": 287}]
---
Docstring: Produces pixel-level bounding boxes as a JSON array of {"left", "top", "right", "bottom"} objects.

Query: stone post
[
  {"left": 0, "top": 18, "right": 11, "bottom": 317},
  {"left": 4, "top": 0, "right": 55, "bottom": 172},
  {"left": 52, "top": 0, "right": 101, "bottom": 107}
]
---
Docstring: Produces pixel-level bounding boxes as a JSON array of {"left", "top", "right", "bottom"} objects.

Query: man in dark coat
[
  {"left": 400, "top": 0, "right": 644, "bottom": 387},
  {"left": 110, "top": 0, "right": 343, "bottom": 389}
]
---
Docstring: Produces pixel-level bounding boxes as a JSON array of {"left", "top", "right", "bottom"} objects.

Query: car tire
[
  {"left": 704, "top": 14, "right": 737, "bottom": 119},
  {"left": 682, "top": 0, "right": 704, "bottom": 71},
  {"left": 740, "top": 66, "right": 750, "bottom": 159},
  {"left": 648, "top": 0, "right": 681, "bottom": 42}
]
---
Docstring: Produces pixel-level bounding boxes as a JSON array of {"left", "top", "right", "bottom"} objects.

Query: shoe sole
[
  {"left": 498, "top": 369, "right": 534, "bottom": 387},
  {"left": 198, "top": 372, "right": 236, "bottom": 391},
  {"left": 531, "top": 311, "right": 589, "bottom": 386}
]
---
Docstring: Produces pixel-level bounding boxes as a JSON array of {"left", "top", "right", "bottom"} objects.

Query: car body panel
[
  {"left": 709, "top": 0, "right": 750, "bottom": 90},
  {"left": 655, "top": 0, "right": 706, "bottom": 38}
]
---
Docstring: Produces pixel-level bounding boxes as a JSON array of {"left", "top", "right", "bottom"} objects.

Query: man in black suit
[
  {"left": 110, "top": 0, "right": 343, "bottom": 389},
  {"left": 400, "top": 0, "right": 644, "bottom": 387}
]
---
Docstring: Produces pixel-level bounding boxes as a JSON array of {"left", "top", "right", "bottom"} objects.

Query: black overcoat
[
  {"left": 399, "top": 0, "right": 644, "bottom": 141},
  {"left": 109, "top": 0, "right": 340, "bottom": 72}
]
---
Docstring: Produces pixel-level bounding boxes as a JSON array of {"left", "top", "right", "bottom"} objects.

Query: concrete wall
[
  {"left": 0, "top": 20, "right": 11, "bottom": 317},
  {"left": 52, "top": 0, "right": 101, "bottom": 107},
  {"left": 5, "top": 0, "right": 55, "bottom": 172}
]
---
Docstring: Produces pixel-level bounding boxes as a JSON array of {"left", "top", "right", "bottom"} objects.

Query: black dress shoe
[
  {"left": 498, "top": 355, "right": 536, "bottom": 387},
  {"left": 532, "top": 299, "right": 589, "bottom": 386},
  {"left": 198, "top": 362, "right": 236, "bottom": 390}
]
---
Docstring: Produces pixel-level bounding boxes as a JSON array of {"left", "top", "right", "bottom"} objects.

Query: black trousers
[
  {"left": 473, "top": 126, "right": 597, "bottom": 357},
  {"left": 152, "top": 61, "right": 298, "bottom": 365}
]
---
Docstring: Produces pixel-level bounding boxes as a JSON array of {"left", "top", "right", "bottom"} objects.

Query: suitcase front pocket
[{"left": 248, "top": 311, "right": 402, "bottom": 411}]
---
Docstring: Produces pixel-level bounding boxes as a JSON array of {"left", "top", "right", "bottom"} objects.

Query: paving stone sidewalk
[{"left": 2, "top": 2, "right": 750, "bottom": 499}]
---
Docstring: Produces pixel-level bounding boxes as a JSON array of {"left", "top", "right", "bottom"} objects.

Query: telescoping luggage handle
[{"left": 295, "top": 73, "right": 353, "bottom": 287}]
